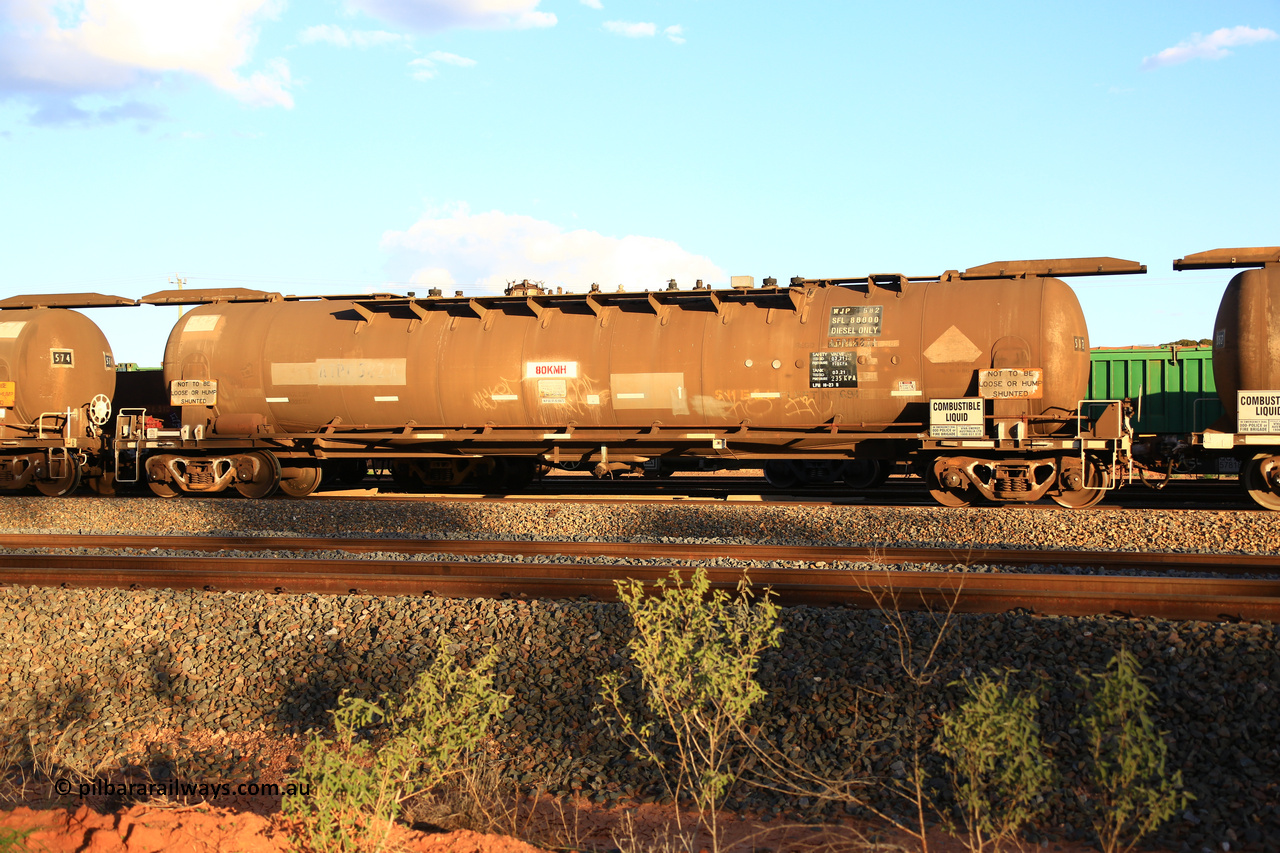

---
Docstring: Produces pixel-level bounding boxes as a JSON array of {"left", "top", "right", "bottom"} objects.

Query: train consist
[{"left": 1, "top": 246, "right": 1277, "bottom": 510}]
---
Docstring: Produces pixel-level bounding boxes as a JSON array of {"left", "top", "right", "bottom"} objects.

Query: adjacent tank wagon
[
  {"left": 1174, "top": 247, "right": 1280, "bottom": 510},
  {"left": 0, "top": 293, "right": 126, "bottom": 495}
]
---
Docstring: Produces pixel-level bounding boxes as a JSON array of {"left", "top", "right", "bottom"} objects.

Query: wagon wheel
[
  {"left": 1243, "top": 453, "right": 1280, "bottom": 511},
  {"left": 278, "top": 464, "right": 322, "bottom": 498},
  {"left": 86, "top": 470, "right": 116, "bottom": 497},
  {"left": 926, "top": 460, "right": 970, "bottom": 507},
  {"left": 843, "top": 459, "right": 887, "bottom": 489},
  {"left": 762, "top": 461, "right": 800, "bottom": 488},
  {"left": 234, "top": 451, "right": 281, "bottom": 499},
  {"left": 325, "top": 459, "right": 368, "bottom": 486},
  {"left": 1050, "top": 458, "right": 1110, "bottom": 509},
  {"left": 391, "top": 461, "right": 425, "bottom": 491},
  {"left": 36, "top": 463, "right": 81, "bottom": 497},
  {"left": 148, "top": 480, "right": 183, "bottom": 499}
]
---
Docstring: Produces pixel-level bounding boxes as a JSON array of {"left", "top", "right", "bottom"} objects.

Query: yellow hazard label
[{"left": 0, "top": 382, "right": 14, "bottom": 408}]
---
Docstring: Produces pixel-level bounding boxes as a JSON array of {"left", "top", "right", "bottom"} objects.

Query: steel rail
[
  {"left": 0, "top": 552, "right": 1278, "bottom": 621},
  {"left": 1, "top": 534, "right": 1276, "bottom": 576}
]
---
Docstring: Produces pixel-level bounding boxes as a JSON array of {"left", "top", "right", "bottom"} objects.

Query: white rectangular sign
[
  {"left": 525, "top": 361, "right": 578, "bottom": 379},
  {"left": 930, "top": 398, "right": 984, "bottom": 438},
  {"left": 171, "top": 379, "right": 218, "bottom": 406},
  {"left": 978, "top": 368, "right": 1043, "bottom": 399},
  {"left": 1237, "top": 391, "right": 1280, "bottom": 434}
]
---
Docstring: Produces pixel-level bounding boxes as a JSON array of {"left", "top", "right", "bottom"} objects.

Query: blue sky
[{"left": 1, "top": 0, "right": 1277, "bottom": 365}]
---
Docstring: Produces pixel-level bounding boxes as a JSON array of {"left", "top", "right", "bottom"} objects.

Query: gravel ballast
[{"left": 0, "top": 496, "right": 1278, "bottom": 852}]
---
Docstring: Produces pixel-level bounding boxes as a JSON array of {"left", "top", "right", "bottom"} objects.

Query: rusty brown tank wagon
[
  {"left": 117, "top": 256, "right": 1142, "bottom": 507},
  {"left": 1173, "top": 246, "right": 1280, "bottom": 510},
  {"left": 0, "top": 293, "right": 127, "bottom": 495}
]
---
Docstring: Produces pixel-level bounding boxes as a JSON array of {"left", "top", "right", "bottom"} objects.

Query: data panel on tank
[
  {"left": 827, "top": 305, "right": 882, "bottom": 338},
  {"left": 809, "top": 352, "right": 857, "bottom": 388},
  {"left": 1237, "top": 391, "right": 1280, "bottom": 433}
]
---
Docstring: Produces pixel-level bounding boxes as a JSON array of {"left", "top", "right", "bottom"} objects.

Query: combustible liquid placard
[
  {"left": 929, "top": 398, "right": 984, "bottom": 438},
  {"left": 1238, "top": 391, "right": 1280, "bottom": 433}
]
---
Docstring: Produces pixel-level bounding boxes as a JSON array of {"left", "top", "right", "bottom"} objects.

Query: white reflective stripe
[
  {"left": 265, "top": 397, "right": 289, "bottom": 403},
  {"left": 374, "top": 396, "right": 399, "bottom": 402},
  {"left": 543, "top": 433, "right": 572, "bottom": 439},
  {"left": 749, "top": 391, "right": 780, "bottom": 399},
  {"left": 685, "top": 433, "right": 717, "bottom": 439},
  {"left": 616, "top": 392, "right": 645, "bottom": 399},
  {"left": 491, "top": 394, "right": 518, "bottom": 401},
  {"left": 413, "top": 433, "right": 445, "bottom": 439}
]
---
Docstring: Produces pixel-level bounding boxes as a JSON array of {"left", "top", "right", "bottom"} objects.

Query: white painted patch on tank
[
  {"left": 184, "top": 314, "right": 221, "bottom": 333},
  {"left": 271, "top": 358, "right": 407, "bottom": 386},
  {"left": 923, "top": 325, "right": 982, "bottom": 363},
  {"left": 611, "top": 373, "right": 688, "bottom": 414}
]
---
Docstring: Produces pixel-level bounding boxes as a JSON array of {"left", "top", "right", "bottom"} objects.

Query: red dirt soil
[{"left": 0, "top": 798, "right": 1171, "bottom": 853}]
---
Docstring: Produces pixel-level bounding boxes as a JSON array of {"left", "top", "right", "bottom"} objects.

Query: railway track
[
  {"left": 1, "top": 538, "right": 1277, "bottom": 622},
  {"left": 308, "top": 475, "right": 1263, "bottom": 511},
  {"left": 1, "top": 534, "right": 1276, "bottom": 576}
]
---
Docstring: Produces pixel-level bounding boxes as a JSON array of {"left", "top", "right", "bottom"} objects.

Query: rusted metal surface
[
  {"left": 1210, "top": 264, "right": 1280, "bottom": 425},
  {"left": 2, "top": 534, "right": 1277, "bottom": 576},
  {"left": 1170, "top": 247, "right": 1280, "bottom": 512},
  {"left": 0, "top": 293, "right": 135, "bottom": 309},
  {"left": 152, "top": 260, "right": 1117, "bottom": 442},
  {"left": 960, "top": 258, "right": 1147, "bottom": 278},
  {"left": 0, "top": 307, "right": 116, "bottom": 425},
  {"left": 0, "top": 553, "right": 1277, "bottom": 621},
  {"left": 1173, "top": 247, "right": 1280, "bottom": 271}
]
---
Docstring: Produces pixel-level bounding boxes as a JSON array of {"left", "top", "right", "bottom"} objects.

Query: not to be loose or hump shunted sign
[
  {"left": 171, "top": 380, "right": 218, "bottom": 406},
  {"left": 977, "top": 368, "right": 1043, "bottom": 399},
  {"left": 930, "top": 398, "right": 984, "bottom": 438}
]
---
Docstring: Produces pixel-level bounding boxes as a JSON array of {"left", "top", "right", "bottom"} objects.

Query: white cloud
[
  {"left": 664, "top": 24, "right": 684, "bottom": 44},
  {"left": 298, "top": 24, "right": 409, "bottom": 48},
  {"left": 1142, "top": 25, "right": 1277, "bottom": 70},
  {"left": 408, "top": 50, "right": 477, "bottom": 80},
  {"left": 0, "top": 0, "right": 293, "bottom": 111},
  {"left": 382, "top": 204, "right": 726, "bottom": 294},
  {"left": 603, "top": 20, "right": 656, "bottom": 38},
  {"left": 580, "top": 0, "right": 603, "bottom": 8},
  {"left": 346, "top": 0, "right": 555, "bottom": 32},
  {"left": 427, "top": 50, "right": 476, "bottom": 67}
]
